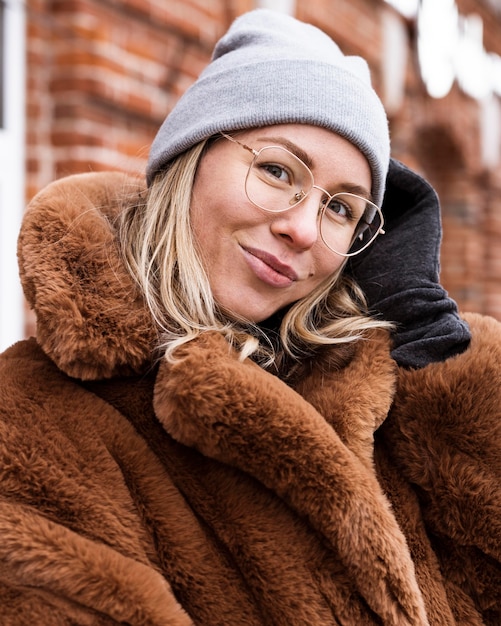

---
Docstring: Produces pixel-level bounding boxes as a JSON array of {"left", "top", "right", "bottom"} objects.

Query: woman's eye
[
  {"left": 261, "top": 163, "right": 290, "bottom": 183},
  {"left": 325, "top": 198, "right": 352, "bottom": 220}
]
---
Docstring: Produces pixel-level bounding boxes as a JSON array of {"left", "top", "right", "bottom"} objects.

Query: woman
[{"left": 0, "top": 9, "right": 498, "bottom": 626}]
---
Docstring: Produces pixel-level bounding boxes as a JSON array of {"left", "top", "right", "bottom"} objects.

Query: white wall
[{"left": 0, "top": 0, "right": 26, "bottom": 352}]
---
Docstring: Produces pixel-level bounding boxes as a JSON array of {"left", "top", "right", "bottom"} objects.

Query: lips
[{"left": 243, "top": 246, "right": 298, "bottom": 282}]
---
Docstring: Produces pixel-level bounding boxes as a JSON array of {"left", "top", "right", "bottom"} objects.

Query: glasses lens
[
  {"left": 245, "top": 146, "right": 313, "bottom": 212},
  {"left": 320, "top": 192, "right": 382, "bottom": 256}
]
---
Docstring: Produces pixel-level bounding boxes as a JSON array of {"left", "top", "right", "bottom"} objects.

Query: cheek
[
  {"left": 314, "top": 246, "right": 346, "bottom": 281},
  {"left": 191, "top": 167, "right": 222, "bottom": 241},
  {"left": 189, "top": 204, "right": 204, "bottom": 249},
  {"left": 192, "top": 159, "right": 243, "bottom": 223}
]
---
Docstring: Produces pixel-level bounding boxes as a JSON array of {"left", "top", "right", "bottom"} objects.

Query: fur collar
[{"left": 18, "top": 172, "right": 157, "bottom": 380}]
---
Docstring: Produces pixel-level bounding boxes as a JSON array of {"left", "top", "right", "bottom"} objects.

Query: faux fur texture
[
  {"left": 0, "top": 172, "right": 499, "bottom": 625},
  {"left": 155, "top": 332, "right": 429, "bottom": 625},
  {"left": 17, "top": 172, "right": 156, "bottom": 379}
]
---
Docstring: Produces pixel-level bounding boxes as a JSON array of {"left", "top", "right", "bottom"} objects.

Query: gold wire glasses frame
[{"left": 220, "top": 132, "right": 385, "bottom": 257}]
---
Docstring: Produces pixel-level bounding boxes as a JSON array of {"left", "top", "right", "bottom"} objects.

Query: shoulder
[
  {"left": 383, "top": 311, "right": 501, "bottom": 487},
  {"left": 0, "top": 338, "right": 60, "bottom": 402},
  {"left": 0, "top": 338, "right": 143, "bottom": 468},
  {"left": 396, "top": 312, "right": 501, "bottom": 415},
  {"left": 0, "top": 337, "right": 160, "bottom": 536}
]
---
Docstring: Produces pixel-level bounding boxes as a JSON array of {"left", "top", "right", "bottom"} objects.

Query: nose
[{"left": 269, "top": 192, "right": 320, "bottom": 250}]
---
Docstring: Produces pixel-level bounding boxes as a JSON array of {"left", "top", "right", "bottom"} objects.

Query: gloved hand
[{"left": 347, "top": 159, "right": 471, "bottom": 369}]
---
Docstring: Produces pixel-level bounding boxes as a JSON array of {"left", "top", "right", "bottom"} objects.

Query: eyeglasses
[{"left": 220, "top": 133, "right": 385, "bottom": 257}]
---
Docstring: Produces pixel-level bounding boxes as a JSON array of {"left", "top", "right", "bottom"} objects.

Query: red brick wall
[
  {"left": 25, "top": 0, "right": 501, "bottom": 319},
  {"left": 26, "top": 0, "right": 255, "bottom": 200}
]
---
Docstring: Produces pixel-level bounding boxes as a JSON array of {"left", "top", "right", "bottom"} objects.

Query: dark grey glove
[{"left": 347, "top": 159, "right": 471, "bottom": 369}]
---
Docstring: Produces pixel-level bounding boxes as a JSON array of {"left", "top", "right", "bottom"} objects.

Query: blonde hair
[{"left": 120, "top": 139, "right": 390, "bottom": 368}]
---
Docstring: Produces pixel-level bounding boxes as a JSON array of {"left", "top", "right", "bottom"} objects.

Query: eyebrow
[
  {"left": 338, "top": 183, "right": 375, "bottom": 203},
  {"left": 255, "top": 135, "right": 374, "bottom": 203},
  {"left": 255, "top": 135, "right": 314, "bottom": 169}
]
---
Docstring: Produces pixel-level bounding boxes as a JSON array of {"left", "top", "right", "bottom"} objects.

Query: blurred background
[{"left": 1, "top": 0, "right": 501, "bottom": 350}]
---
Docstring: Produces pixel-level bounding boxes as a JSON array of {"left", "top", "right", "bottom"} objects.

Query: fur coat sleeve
[{"left": 0, "top": 172, "right": 499, "bottom": 625}]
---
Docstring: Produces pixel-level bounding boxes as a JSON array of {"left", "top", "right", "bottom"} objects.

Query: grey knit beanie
[{"left": 146, "top": 9, "right": 390, "bottom": 206}]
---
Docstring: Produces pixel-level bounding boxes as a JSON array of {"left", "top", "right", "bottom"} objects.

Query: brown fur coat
[{"left": 0, "top": 172, "right": 499, "bottom": 625}]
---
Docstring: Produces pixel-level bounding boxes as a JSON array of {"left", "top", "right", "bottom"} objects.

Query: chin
[{"left": 220, "top": 302, "right": 280, "bottom": 325}]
